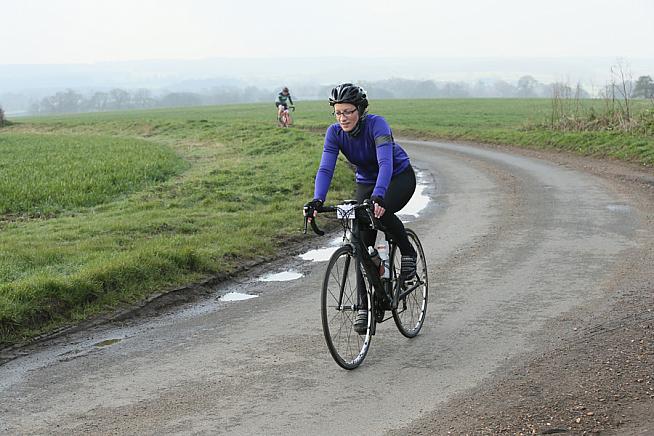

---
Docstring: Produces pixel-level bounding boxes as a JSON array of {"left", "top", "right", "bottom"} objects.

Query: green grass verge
[
  {"left": 371, "top": 99, "right": 654, "bottom": 166},
  {"left": 0, "top": 133, "right": 187, "bottom": 216},
  {"left": 0, "top": 99, "right": 651, "bottom": 346},
  {"left": 0, "top": 109, "right": 353, "bottom": 345}
]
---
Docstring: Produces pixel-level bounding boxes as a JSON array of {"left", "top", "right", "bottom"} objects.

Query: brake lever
[
  {"left": 303, "top": 208, "right": 325, "bottom": 236},
  {"left": 362, "top": 200, "right": 378, "bottom": 230},
  {"left": 311, "top": 218, "right": 325, "bottom": 236}
]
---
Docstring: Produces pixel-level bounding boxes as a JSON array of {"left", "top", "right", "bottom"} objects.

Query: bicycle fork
[{"left": 336, "top": 254, "right": 354, "bottom": 311}]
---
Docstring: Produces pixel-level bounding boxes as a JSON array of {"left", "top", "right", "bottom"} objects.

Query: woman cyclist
[
  {"left": 275, "top": 87, "right": 294, "bottom": 124},
  {"left": 304, "top": 83, "right": 417, "bottom": 334}
]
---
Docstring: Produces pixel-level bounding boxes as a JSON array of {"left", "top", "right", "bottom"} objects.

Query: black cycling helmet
[{"left": 329, "top": 83, "right": 368, "bottom": 115}]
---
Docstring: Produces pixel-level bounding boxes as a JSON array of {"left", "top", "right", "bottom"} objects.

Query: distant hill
[
  {"left": 1, "top": 56, "right": 653, "bottom": 112},
  {"left": 3, "top": 56, "right": 654, "bottom": 93}
]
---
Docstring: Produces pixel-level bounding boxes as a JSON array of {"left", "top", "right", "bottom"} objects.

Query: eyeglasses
[{"left": 333, "top": 109, "right": 358, "bottom": 118}]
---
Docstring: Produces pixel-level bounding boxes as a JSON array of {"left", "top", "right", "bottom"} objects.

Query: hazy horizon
[
  {"left": 2, "top": 0, "right": 653, "bottom": 112},
  {"left": 3, "top": 55, "right": 653, "bottom": 92},
  {"left": 3, "top": 55, "right": 654, "bottom": 114}
]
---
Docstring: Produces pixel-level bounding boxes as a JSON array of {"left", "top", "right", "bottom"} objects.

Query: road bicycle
[
  {"left": 304, "top": 200, "right": 428, "bottom": 369},
  {"left": 278, "top": 105, "right": 295, "bottom": 127}
]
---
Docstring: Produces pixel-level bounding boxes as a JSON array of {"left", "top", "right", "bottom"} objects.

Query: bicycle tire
[
  {"left": 280, "top": 111, "right": 290, "bottom": 127},
  {"left": 391, "top": 229, "right": 428, "bottom": 338},
  {"left": 321, "top": 245, "right": 372, "bottom": 369}
]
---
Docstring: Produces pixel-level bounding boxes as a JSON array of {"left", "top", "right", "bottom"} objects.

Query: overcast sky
[{"left": 2, "top": 0, "right": 653, "bottom": 64}]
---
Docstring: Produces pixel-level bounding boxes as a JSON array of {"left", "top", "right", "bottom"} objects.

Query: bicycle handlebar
[
  {"left": 303, "top": 205, "right": 335, "bottom": 236},
  {"left": 303, "top": 202, "right": 372, "bottom": 236}
]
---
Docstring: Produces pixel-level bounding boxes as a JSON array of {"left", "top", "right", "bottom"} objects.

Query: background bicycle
[{"left": 278, "top": 105, "right": 295, "bottom": 127}]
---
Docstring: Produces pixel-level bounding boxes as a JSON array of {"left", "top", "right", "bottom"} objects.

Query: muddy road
[{"left": 1, "top": 140, "right": 652, "bottom": 435}]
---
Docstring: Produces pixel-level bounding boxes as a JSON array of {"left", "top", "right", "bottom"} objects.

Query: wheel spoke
[
  {"left": 391, "top": 229, "right": 428, "bottom": 338},
  {"left": 321, "top": 248, "right": 371, "bottom": 369}
]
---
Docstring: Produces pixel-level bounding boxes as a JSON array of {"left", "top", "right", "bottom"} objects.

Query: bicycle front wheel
[
  {"left": 281, "top": 112, "right": 290, "bottom": 127},
  {"left": 391, "top": 229, "right": 428, "bottom": 338},
  {"left": 321, "top": 246, "right": 372, "bottom": 370}
]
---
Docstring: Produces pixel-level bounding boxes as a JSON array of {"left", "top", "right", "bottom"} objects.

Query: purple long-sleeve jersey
[{"left": 313, "top": 114, "right": 410, "bottom": 202}]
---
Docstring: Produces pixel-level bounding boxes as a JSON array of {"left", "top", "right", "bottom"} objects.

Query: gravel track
[{"left": 0, "top": 140, "right": 651, "bottom": 435}]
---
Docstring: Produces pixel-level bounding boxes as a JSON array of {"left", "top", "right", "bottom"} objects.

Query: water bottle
[
  {"left": 377, "top": 242, "right": 390, "bottom": 279},
  {"left": 367, "top": 246, "right": 385, "bottom": 277}
]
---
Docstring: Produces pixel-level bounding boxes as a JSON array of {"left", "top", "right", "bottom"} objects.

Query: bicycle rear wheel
[
  {"left": 391, "top": 229, "right": 428, "bottom": 338},
  {"left": 281, "top": 111, "right": 290, "bottom": 127},
  {"left": 321, "top": 246, "right": 372, "bottom": 370}
]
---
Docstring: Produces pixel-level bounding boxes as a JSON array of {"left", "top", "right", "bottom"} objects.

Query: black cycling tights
[
  {"left": 356, "top": 165, "right": 417, "bottom": 310},
  {"left": 355, "top": 165, "right": 417, "bottom": 258}
]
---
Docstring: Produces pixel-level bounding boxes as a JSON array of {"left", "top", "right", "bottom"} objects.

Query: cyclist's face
[{"left": 333, "top": 103, "right": 359, "bottom": 132}]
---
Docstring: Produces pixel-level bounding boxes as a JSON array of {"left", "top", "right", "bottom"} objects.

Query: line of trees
[
  {"left": 28, "top": 86, "right": 275, "bottom": 115},
  {"left": 361, "top": 75, "right": 650, "bottom": 100},
  {"left": 29, "top": 76, "right": 576, "bottom": 115},
  {"left": 24, "top": 74, "right": 653, "bottom": 116},
  {"left": 352, "top": 75, "right": 590, "bottom": 99}
]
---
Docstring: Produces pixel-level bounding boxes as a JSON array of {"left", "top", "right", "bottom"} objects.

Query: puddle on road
[
  {"left": 299, "top": 236, "right": 343, "bottom": 262},
  {"left": 299, "top": 246, "right": 339, "bottom": 262},
  {"left": 398, "top": 170, "right": 431, "bottom": 220},
  {"left": 606, "top": 204, "right": 631, "bottom": 213},
  {"left": 220, "top": 292, "right": 258, "bottom": 302},
  {"left": 94, "top": 338, "right": 122, "bottom": 348},
  {"left": 258, "top": 270, "right": 303, "bottom": 282}
]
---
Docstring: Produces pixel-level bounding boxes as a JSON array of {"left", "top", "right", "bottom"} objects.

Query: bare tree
[
  {"left": 109, "top": 88, "right": 131, "bottom": 109},
  {"left": 517, "top": 75, "right": 539, "bottom": 98},
  {"left": 132, "top": 89, "right": 155, "bottom": 108},
  {"left": 493, "top": 80, "right": 517, "bottom": 98},
  {"left": 0, "top": 105, "right": 6, "bottom": 127},
  {"left": 632, "top": 76, "right": 654, "bottom": 99},
  {"left": 88, "top": 92, "right": 110, "bottom": 111},
  {"left": 547, "top": 61, "right": 649, "bottom": 133},
  {"left": 610, "top": 60, "right": 633, "bottom": 123},
  {"left": 549, "top": 82, "right": 575, "bottom": 129},
  {"left": 54, "top": 89, "right": 84, "bottom": 113}
]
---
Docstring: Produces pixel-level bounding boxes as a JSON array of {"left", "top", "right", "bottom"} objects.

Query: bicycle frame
[
  {"left": 278, "top": 105, "right": 294, "bottom": 127},
  {"left": 349, "top": 216, "right": 394, "bottom": 310},
  {"left": 305, "top": 201, "right": 416, "bottom": 326}
]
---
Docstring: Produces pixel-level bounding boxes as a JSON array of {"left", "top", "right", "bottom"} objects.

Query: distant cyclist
[
  {"left": 275, "top": 87, "right": 294, "bottom": 123},
  {"left": 304, "top": 83, "right": 417, "bottom": 334}
]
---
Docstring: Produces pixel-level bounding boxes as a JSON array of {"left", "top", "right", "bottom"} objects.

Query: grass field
[
  {"left": 0, "top": 133, "right": 186, "bottom": 216},
  {"left": 1, "top": 99, "right": 652, "bottom": 345}
]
